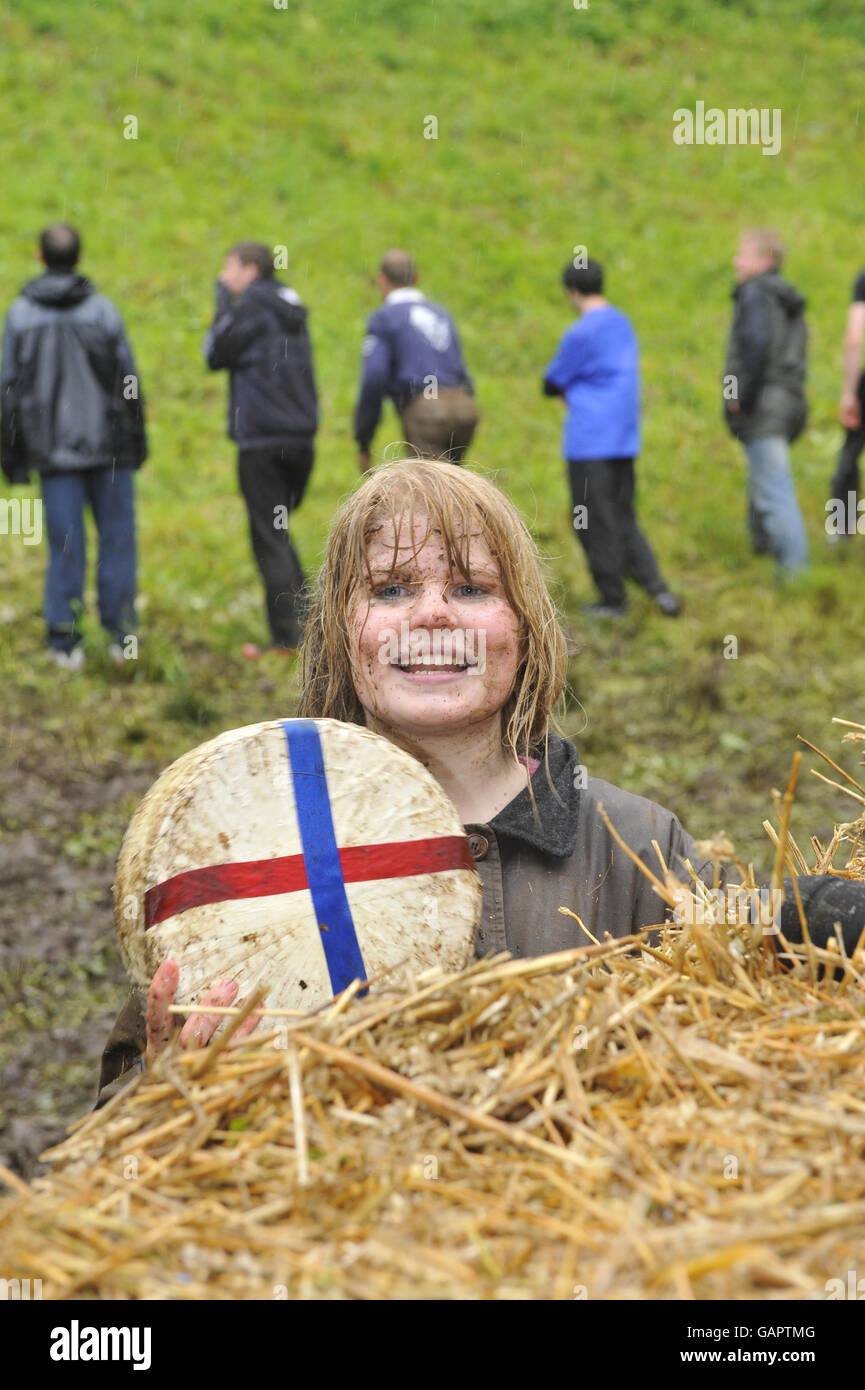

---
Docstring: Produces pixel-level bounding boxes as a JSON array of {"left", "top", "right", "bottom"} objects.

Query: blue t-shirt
[{"left": 544, "top": 305, "right": 641, "bottom": 461}]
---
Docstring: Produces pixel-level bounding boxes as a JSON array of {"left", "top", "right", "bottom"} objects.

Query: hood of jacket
[
  {"left": 243, "top": 277, "right": 308, "bottom": 331},
  {"left": 733, "top": 270, "right": 805, "bottom": 317},
  {"left": 21, "top": 272, "right": 96, "bottom": 309},
  {"left": 488, "top": 733, "right": 581, "bottom": 858}
]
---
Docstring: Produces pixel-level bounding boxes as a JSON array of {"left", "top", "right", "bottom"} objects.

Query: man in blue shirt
[
  {"left": 353, "top": 250, "right": 478, "bottom": 471},
  {"left": 543, "top": 258, "right": 680, "bottom": 618}
]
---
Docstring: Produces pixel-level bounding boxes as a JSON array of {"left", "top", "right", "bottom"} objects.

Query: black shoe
[
  {"left": 580, "top": 602, "right": 628, "bottom": 619},
  {"left": 654, "top": 591, "right": 682, "bottom": 617}
]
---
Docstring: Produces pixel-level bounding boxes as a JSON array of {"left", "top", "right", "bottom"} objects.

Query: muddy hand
[
  {"left": 179, "top": 980, "right": 265, "bottom": 1050},
  {"left": 145, "top": 959, "right": 182, "bottom": 1065},
  {"left": 145, "top": 961, "right": 261, "bottom": 1062}
]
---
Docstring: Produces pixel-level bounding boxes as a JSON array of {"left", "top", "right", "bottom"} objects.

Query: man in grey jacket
[
  {"left": 722, "top": 228, "right": 809, "bottom": 575},
  {"left": 1, "top": 223, "right": 147, "bottom": 668}
]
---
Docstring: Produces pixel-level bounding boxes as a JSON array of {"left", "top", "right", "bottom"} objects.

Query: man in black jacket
[
  {"left": 205, "top": 242, "right": 318, "bottom": 658},
  {"left": 722, "top": 229, "right": 809, "bottom": 575},
  {"left": 1, "top": 223, "right": 147, "bottom": 669},
  {"left": 827, "top": 267, "right": 865, "bottom": 542}
]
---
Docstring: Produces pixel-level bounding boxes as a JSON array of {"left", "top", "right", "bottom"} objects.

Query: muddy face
[{"left": 347, "top": 514, "right": 522, "bottom": 743}]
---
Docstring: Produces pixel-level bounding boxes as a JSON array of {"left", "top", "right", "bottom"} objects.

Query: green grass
[{"left": 2, "top": 0, "right": 865, "bottom": 877}]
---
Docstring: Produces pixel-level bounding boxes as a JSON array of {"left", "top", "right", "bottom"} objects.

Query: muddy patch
[{"left": 0, "top": 750, "right": 157, "bottom": 1178}]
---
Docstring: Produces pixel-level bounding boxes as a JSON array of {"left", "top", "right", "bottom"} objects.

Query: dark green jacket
[{"left": 723, "top": 270, "right": 807, "bottom": 443}]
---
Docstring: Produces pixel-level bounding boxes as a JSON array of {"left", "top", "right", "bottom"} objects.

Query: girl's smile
[{"left": 348, "top": 515, "right": 522, "bottom": 740}]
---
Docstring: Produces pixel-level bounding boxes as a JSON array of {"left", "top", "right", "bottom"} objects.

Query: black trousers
[
  {"left": 237, "top": 442, "right": 314, "bottom": 647},
  {"left": 567, "top": 457, "right": 666, "bottom": 608},
  {"left": 830, "top": 370, "right": 865, "bottom": 518}
]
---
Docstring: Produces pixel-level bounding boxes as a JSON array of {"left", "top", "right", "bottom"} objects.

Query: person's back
[
  {"left": 722, "top": 229, "right": 809, "bottom": 576},
  {"left": 364, "top": 289, "right": 470, "bottom": 406},
  {"left": 827, "top": 267, "right": 865, "bottom": 541},
  {"left": 2, "top": 270, "right": 145, "bottom": 480},
  {"left": 1, "top": 223, "right": 146, "bottom": 668},
  {"left": 204, "top": 241, "right": 318, "bottom": 659},
  {"left": 206, "top": 271, "right": 317, "bottom": 449},
  {"left": 553, "top": 303, "right": 640, "bottom": 462},
  {"left": 724, "top": 266, "right": 807, "bottom": 445},
  {"left": 353, "top": 250, "right": 478, "bottom": 468},
  {"left": 543, "top": 257, "right": 678, "bottom": 619}
]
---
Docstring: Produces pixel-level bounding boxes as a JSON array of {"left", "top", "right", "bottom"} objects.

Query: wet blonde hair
[{"left": 298, "top": 459, "right": 567, "bottom": 764}]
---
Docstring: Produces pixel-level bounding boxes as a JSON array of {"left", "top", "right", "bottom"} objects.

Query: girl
[{"left": 97, "top": 459, "right": 864, "bottom": 1101}]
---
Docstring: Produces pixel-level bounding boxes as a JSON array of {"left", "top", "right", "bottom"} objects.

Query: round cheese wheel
[{"left": 114, "top": 718, "right": 481, "bottom": 1014}]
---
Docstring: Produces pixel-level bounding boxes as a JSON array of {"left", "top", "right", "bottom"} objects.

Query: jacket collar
[
  {"left": 483, "top": 733, "right": 581, "bottom": 859},
  {"left": 385, "top": 288, "right": 425, "bottom": 305},
  {"left": 22, "top": 272, "right": 95, "bottom": 308}
]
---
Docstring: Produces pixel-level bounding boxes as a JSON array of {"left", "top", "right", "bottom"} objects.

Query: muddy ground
[{"left": 0, "top": 732, "right": 158, "bottom": 1178}]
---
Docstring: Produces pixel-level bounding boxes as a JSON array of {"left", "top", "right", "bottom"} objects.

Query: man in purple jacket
[{"left": 353, "top": 250, "right": 478, "bottom": 471}]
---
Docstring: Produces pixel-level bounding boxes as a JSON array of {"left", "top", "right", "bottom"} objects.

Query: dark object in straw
[{"left": 777, "top": 876, "right": 865, "bottom": 976}]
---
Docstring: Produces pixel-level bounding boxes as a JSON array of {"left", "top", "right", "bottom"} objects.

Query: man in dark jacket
[
  {"left": 723, "top": 229, "right": 809, "bottom": 574},
  {"left": 827, "top": 267, "right": 865, "bottom": 542},
  {"left": 205, "top": 241, "right": 318, "bottom": 658},
  {"left": 353, "top": 250, "right": 478, "bottom": 471},
  {"left": 1, "top": 223, "right": 147, "bottom": 668}
]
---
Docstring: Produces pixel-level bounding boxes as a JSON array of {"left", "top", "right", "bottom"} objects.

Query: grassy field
[{"left": 1, "top": 0, "right": 864, "bottom": 1171}]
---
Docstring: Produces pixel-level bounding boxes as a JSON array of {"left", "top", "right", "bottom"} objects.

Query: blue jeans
[
  {"left": 743, "top": 435, "right": 809, "bottom": 573},
  {"left": 41, "top": 467, "right": 137, "bottom": 651}
]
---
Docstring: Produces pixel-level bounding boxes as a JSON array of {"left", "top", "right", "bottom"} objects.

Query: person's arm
[
  {"left": 542, "top": 329, "right": 581, "bottom": 399},
  {"left": 204, "top": 283, "right": 260, "bottom": 371},
  {"left": 669, "top": 816, "right": 865, "bottom": 969},
  {"left": 108, "top": 305, "right": 148, "bottom": 466},
  {"left": 451, "top": 322, "right": 475, "bottom": 396},
  {"left": 776, "top": 875, "right": 865, "bottom": 966},
  {"left": 840, "top": 299, "right": 865, "bottom": 429},
  {"left": 95, "top": 990, "right": 147, "bottom": 1107},
  {"left": 353, "top": 327, "right": 392, "bottom": 468},
  {"left": 0, "top": 307, "right": 28, "bottom": 484},
  {"left": 733, "top": 279, "right": 771, "bottom": 412}
]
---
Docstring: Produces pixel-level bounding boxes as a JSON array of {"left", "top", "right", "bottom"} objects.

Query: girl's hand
[{"left": 144, "top": 959, "right": 260, "bottom": 1065}]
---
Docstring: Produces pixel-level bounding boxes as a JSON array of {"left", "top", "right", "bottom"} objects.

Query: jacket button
[{"left": 469, "top": 833, "right": 489, "bottom": 860}]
